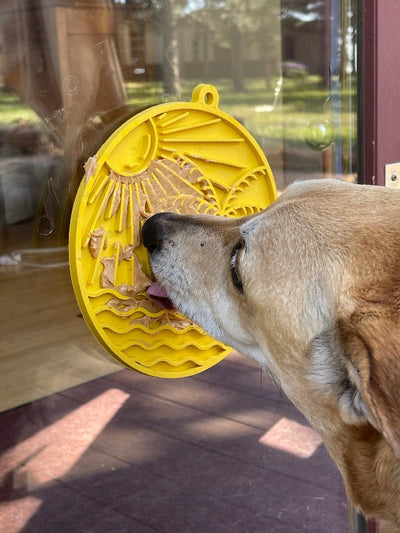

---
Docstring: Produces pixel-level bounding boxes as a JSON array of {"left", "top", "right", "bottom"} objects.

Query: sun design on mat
[
  {"left": 70, "top": 85, "right": 276, "bottom": 376},
  {"left": 82, "top": 155, "right": 265, "bottom": 331}
]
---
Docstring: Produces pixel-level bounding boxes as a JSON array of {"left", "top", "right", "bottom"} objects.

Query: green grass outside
[
  {"left": 0, "top": 87, "right": 41, "bottom": 124},
  {"left": 126, "top": 76, "right": 356, "bottom": 149},
  {"left": 0, "top": 75, "right": 356, "bottom": 146}
]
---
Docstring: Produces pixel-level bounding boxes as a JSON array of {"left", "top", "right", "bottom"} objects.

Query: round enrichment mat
[{"left": 69, "top": 84, "right": 277, "bottom": 378}]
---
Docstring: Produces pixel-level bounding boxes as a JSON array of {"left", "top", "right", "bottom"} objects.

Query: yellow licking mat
[{"left": 69, "top": 84, "right": 277, "bottom": 378}]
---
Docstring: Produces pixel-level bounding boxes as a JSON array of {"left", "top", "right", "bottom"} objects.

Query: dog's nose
[{"left": 142, "top": 212, "right": 176, "bottom": 253}]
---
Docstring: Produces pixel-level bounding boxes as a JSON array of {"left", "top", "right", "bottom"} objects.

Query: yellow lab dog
[{"left": 142, "top": 179, "right": 400, "bottom": 531}]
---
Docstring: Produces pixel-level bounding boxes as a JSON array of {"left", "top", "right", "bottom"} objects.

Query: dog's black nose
[{"left": 142, "top": 212, "right": 176, "bottom": 253}]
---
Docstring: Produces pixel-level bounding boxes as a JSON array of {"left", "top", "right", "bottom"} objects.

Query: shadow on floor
[{"left": 0, "top": 353, "right": 347, "bottom": 533}]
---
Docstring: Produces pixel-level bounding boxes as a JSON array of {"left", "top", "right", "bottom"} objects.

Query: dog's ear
[{"left": 339, "top": 315, "right": 400, "bottom": 458}]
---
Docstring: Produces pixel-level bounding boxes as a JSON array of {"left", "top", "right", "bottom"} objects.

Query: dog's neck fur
[
  {"left": 282, "top": 341, "right": 400, "bottom": 529},
  {"left": 326, "top": 424, "right": 400, "bottom": 529},
  {"left": 240, "top": 326, "right": 400, "bottom": 529},
  {"left": 287, "top": 371, "right": 400, "bottom": 528}
]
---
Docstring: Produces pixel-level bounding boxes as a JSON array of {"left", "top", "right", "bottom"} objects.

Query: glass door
[
  {"left": 0, "top": 1, "right": 359, "bottom": 531},
  {"left": 0, "top": 0, "right": 359, "bottom": 412}
]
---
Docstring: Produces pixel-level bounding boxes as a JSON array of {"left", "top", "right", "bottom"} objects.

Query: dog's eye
[{"left": 230, "top": 240, "right": 244, "bottom": 293}]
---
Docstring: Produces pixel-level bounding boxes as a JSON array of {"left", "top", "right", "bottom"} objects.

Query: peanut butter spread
[{"left": 86, "top": 156, "right": 220, "bottom": 330}]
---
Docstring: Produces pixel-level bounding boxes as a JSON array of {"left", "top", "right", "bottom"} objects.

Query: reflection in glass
[
  {"left": 0, "top": 2, "right": 357, "bottom": 528},
  {"left": 0, "top": 0, "right": 358, "bottom": 403},
  {"left": 0, "top": 1, "right": 357, "bottom": 241}
]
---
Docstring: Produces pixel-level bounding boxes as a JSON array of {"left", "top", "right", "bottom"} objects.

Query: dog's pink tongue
[
  {"left": 146, "top": 282, "right": 174, "bottom": 309},
  {"left": 147, "top": 282, "right": 168, "bottom": 298}
]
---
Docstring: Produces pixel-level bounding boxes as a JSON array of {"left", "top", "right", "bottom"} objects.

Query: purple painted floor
[{"left": 0, "top": 352, "right": 348, "bottom": 532}]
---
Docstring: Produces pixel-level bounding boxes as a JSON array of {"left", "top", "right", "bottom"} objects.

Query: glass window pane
[{"left": 0, "top": 1, "right": 354, "bottom": 530}]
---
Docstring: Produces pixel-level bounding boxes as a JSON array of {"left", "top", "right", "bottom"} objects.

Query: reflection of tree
[
  {"left": 189, "top": 0, "right": 281, "bottom": 92},
  {"left": 114, "top": 0, "right": 283, "bottom": 93},
  {"left": 113, "top": 0, "right": 183, "bottom": 99},
  {"left": 149, "top": 0, "right": 189, "bottom": 99},
  {"left": 161, "top": 0, "right": 181, "bottom": 99}
]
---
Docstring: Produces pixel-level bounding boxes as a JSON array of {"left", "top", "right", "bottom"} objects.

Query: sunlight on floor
[
  {"left": 259, "top": 417, "right": 322, "bottom": 459},
  {"left": 0, "top": 496, "right": 42, "bottom": 533},
  {"left": 0, "top": 388, "right": 129, "bottom": 532}
]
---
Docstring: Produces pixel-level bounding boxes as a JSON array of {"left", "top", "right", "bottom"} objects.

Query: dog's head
[
  {"left": 142, "top": 179, "right": 400, "bottom": 521},
  {"left": 142, "top": 211, "right": 259, "bottom": 354}
]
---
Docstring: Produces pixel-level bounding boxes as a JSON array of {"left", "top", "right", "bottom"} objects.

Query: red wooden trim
[
  {"left": 361, "top": 0, "right": 400, "bottom": 185},
  {"left": 360, "top": 0, "right": 377, "bottom": 185}
]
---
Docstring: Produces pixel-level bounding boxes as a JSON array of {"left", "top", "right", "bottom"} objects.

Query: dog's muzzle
[
  {"left": 142, "top": 212, "right": 179, "bottom": 254},
  {"left": 142, "top": 212, "right": 178, "bottom": 309}
]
